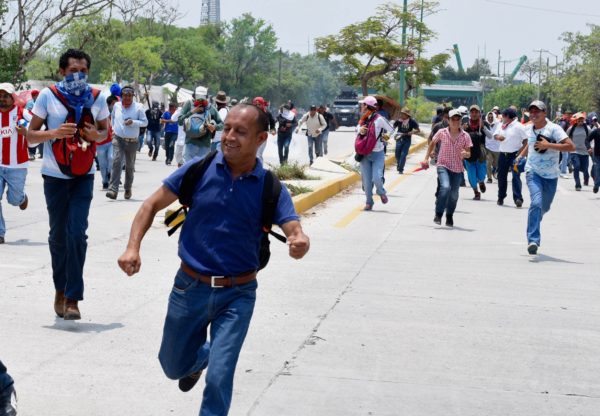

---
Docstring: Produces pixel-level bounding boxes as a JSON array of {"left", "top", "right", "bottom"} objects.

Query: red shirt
[
  {"left": 432, "top": 128, "right": 472, "bottom": 173},
  {"left": 0, "top": 105, "right": 29, "bottom": 168}
]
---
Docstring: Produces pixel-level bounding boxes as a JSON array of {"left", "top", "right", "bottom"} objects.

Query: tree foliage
[
  {"left": 315, "top": 1, "right": 448, "bottom": 97},
  {"left": 484, "top": 84, "right": 537, "bottom": 111},
  {"left": 439, "top": 58, "right": 492, "bottom": 81}
]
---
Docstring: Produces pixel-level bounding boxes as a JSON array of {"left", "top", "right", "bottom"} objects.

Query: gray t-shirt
[{"left": 569, "top": 125, "right": 589, "bottom": 155}]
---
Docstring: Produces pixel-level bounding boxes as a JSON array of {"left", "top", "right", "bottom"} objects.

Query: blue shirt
[
  {"left": 162, "top": 111, "right": 178, "bottom": 134},
  {"left": 163, "top": 152, "right": 299, "bottom": 276},
  {"left": 525, "top": 120, "right": 568, "bottom": 179}
]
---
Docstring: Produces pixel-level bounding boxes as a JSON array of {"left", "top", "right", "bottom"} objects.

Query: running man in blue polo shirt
[{"left": 118, "top": 103, "right": 310, "bottom": 416}]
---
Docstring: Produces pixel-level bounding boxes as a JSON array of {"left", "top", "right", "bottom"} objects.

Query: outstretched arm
[
  {"left": 280, "top": 220, "right": 310, "bottom": 260},
  {"left": 118, "top": 185, "right": 178, "bottom": 276}
]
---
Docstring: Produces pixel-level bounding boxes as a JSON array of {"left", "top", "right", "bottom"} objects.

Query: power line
[{"left": 484, "top": 0, "right": 600, "bottom": 18}]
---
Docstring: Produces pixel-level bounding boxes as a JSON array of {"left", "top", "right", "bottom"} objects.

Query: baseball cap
[
  {"left": 449, "top": 109, "right": 462, "bottom": 118},
  {"left": 528, "top": 100, "right": 547, "bottom": 112},
  {"left": 359, "top": 96, "right": 377, "bottom": 107},
  {"left": 0, "top": 82, "right": 16, "bottom": 95},
  {"left": 457, "top": 105, "right": 468, "bottom": 114},
  {"left": 492, "top": 105, "right": 500, "bottom": 111},
  {"left": 469, "top": 104, "right": 481, "bottom": 112},
  {"left": 309, "top": 105, "right": 317, "bottom": 110}
]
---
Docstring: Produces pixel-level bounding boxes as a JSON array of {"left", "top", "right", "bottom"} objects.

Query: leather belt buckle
[{"left": 211, "top": 276, "right": 227, "bottom": 288}]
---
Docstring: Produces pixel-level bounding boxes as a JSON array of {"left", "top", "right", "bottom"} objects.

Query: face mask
[{"left": 62, "top": 72, "right": 88, "bottom": 96}]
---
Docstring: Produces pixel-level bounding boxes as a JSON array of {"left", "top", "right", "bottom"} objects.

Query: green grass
[
  {"left": 285, "top": 183, "right": 313, "bottom": 197},
  {"left": 272, "top": 162, "right": 319, "bottom": 180}
]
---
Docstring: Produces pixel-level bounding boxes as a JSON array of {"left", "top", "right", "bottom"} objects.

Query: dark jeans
[
  {"left": 109, "top": 136, "right": 138, "bottom": 194},
  {"left": 497, "top": 151, "right": 522, "bottom": 202},
  {"left": 28, "top": 143, "right": 43, "bottom": 157},
  {"left": 593, "top": 156, "right": 600, "bottom": 189},
  {"left": 164, "top": 132, "right": 177, "bottom": 164},
  {"left": 435, "top": 166, "right": 463, "bottom": 216},
  {"left": 43, "top": 174, "right": 93, "bottom": 301},
  {"left": 0, "top": 359, "right": 16, "bottom": 416},
  {"left": 570, "top": 153, "right": 590, "bottom": 188},
  {"left": 159, "top": 268, "right": 257, "bottom": 416},
  {"left": 394, "top": 137, "right": 411, "bottom": 173},
  {"left": 277, "top": 134, "right": 292, "bottom": 164},
  {"left": 147, "top": 130, "right": 162, "bottom": 159},
  {"left": 307, "top": 134, "right": 323, "bottom": 163}
]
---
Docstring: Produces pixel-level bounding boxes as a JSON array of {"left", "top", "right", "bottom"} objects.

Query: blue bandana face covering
[{"left": 62, "top": 72, "right": 88, "bottom": 96}]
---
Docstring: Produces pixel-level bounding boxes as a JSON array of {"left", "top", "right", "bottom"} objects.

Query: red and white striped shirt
[
  {"left": 431, "top": 127, "right": 472, "bottom": 173},
  {"left": 0, "top": 105, "right": 29, "bottom": 168}
]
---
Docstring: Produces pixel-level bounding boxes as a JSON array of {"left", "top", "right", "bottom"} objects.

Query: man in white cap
[
  {"left": 178, "top": 86, "right": 223, "bottom": 162},
  {"left": 516, "top": 100, "right": 575, "bottom": 255},
  {"left": 0, "top": 82, "right": 30, "bottom": 245}
]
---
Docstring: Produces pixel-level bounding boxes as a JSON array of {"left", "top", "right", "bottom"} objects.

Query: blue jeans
[
  {"left": 307, "top": 134, "right": 323, "bottom": 163},
  {"left": 277, "top": 134, "right": 292, "bottom": 164},
  {"left": 96, "top": 142, "right": 113, "bottom": 187},
  {"left": 593, "top": 156, "right": 600, "bottom": 189},
  {"left": 147, "top": 130, "right": 162, "bottom": 159},
  {"left": 0, "top": 167, "right": 27, "bottom": 238},
  {"left": 360, "top": 150, "right": 386, "bottom": 205},
  {"left": 164, "top": 132, "right": 177, "bottom": 164},
  {"left": 559, "top": 151, "right": 570, "bottom": 174},
  {"left": 137, "top": 133, "right": 145, "bottom": 152},
  {"left": 184, "top": 143, "right": 210, "bottom": 163},
  {"left": 321, "top": 129, "right": 330, "bottom": 155},
  {"left": 570, "top": 153, "right": 589, "bottom": 188},
  {"left": 159, "top": 268, "right": 257, "bottom": 416},
  {"left": 435, "top": 166, "right": 463, "bottom": 216},
  {"left": 394, "top": 137, "right": 411, "bottom": 173},
  {"left": 465, "top": 160, "right": 487, "bottom": 189},
  {"left": 43, "top": 174, "right": 93, "bottom": 301},
  {"left": 497, "top": 152, "right": 522, "bottom": 202},
  {"left": 526, "top": 171, "right": 558, "bottom": 246}
]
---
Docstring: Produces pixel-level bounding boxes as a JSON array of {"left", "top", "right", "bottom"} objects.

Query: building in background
[{"left": 200, "top": 0, "right": 220, "bottom": 25}]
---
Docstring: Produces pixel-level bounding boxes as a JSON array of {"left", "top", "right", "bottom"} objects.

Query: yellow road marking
[{"left": 334, "top": 166, "right": 420, "bottom": 228}]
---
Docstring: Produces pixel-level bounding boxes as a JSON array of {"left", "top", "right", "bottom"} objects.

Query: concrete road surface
[{"left": 1, "top": 146, "right": 599, "bottom": 415}]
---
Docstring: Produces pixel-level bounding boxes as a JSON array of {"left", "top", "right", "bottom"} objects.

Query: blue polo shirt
[
  {"left": 162, "top": 111, "right": 179, "bottom": 134},
  {"left": 163, "top": 152, "right": 299, "bottom": 276}
]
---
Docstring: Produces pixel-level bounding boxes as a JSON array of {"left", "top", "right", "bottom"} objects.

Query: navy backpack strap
[{"left": 262, "top": 171, "right": 286, "bottom": 243}]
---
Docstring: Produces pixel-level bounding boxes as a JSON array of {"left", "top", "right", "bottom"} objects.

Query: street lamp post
[{"left": 399, "top": 0, "right": 408, "bottom": 107}]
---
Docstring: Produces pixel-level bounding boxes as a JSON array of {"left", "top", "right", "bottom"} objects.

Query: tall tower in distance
[{"left": 200, "top": 0, "right": 220, "bottom": 25}]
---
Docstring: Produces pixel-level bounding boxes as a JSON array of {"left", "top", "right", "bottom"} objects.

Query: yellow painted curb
[
  {"left": 292, "top": 138, "right": 428, "bottom": 215},
  {"left": 164, "top": 138, "right": 429, "bottom": 222}
]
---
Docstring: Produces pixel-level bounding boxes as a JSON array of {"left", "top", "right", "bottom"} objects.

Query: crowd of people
[{"left": 1, "top": 46, "right": 598, "bottom": 416}]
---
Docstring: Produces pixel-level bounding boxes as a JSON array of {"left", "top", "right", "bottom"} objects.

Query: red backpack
[
  {"left": 354, "top": 113, "right": 382, "bottom": 155},
  {"left": 49, "top": 85, "right": 101, "bottom": 177}
]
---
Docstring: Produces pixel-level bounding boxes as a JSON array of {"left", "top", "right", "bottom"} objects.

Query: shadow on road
[
  {"left": 527, "top": 254, "right": 583, "bottom": 264},
  {"left": 4, "top": 239, "right": 47, "bottom": 246},
  {"left": 43, "top": 320, "right": 124, "bottom": 334}
]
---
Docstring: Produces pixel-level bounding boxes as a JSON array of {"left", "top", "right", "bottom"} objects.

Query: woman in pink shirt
[{"left": 422, "top": 109, "right": 472, "bottom": 227}]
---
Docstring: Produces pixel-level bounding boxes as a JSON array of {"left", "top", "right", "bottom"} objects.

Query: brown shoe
[
  {"left": 64, "top": 299, "right": 81, "bottom": 320},
  {"left": 54, "top": 290, "right": 65, "bottom": 318},
  {"left": 124, "top": 189, "right": 132, "bottom": 200},
  {"left": 19, "top": 195, "right": 28, "bottom": 210}
]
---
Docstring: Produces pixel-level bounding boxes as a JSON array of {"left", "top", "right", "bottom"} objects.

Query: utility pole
[
  {"left": 415, "top": 0, "right": 424, "bottom": 98},
  {"left": 399, "top": 0, "right": 408, "bottom": 107},
  {"left": 534, "top": 49, "right": 544, "bottom": 100},
  {"left": 497, "top": 50, "right": 501, "bottom": 77},
  {"left": 278, "top": 48, "right": 282, "bottom": 105}
]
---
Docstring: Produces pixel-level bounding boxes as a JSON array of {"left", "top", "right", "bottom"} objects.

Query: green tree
[
  {"left": 220, "top": 13, "right": 278, "bottom": 97},
  {"left": 484, "top": 84, "right": 537, "bottom": 111},
  {"left": 315, "top": 1, "right": 448, "bottom": 97},
  {"left": 118, "top": 36, "right": 164, "bottom": 86}
]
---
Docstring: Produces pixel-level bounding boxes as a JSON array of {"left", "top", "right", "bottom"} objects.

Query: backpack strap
[
  {"left": 261, "top": 171, "right": 286, "bottom": 243},
  {"left": 165, "top": 150, "right": 218, "bottom": 236},
  {"left": 48, "top": 85, "right": 72, "bottom": 111}
]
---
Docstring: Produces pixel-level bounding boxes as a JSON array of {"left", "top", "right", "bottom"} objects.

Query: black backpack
[
  {"left": 568, "top": 123, "right": 589, "bottom": 139},
  {"left": 164, "top": 150, "right": 287, "bottom": 270}
]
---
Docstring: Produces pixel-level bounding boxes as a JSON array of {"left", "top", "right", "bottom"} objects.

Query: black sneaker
[
  {"left": 433, "top": 214, "right": 442, "bottom": 225},
  {"left": 515, "top": 199, "right": 523, "bottom": 208},
  {"left": 527, "top": 242, "right": 538, "bottom": 255},
  {"left": 594, "top": 187, "right": 599, "bottom": 194},
  {"left": 445, "top": 215, "right": 454, "bottom": 227},
  {"left": 178, "top": 370, "right": 203, "bottom": 392},
  {"left": 478, "top": 181, "right": 486, "bottom": 193},
  {"left": 497, "top": 198, "right": 504, "bottom": 206},
  {"left": 106, "top": 190, "right": 117, "bottom": 200}
]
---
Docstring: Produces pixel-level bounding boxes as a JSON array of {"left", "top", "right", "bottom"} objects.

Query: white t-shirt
[
  {"left": 172, "top": 108, "right": 186, "bottom": 146},
  {"left": 212, "top": 107, "right": 229, "bottom": 144},
  {"left": 32, "top": 87, "right": 109, "bottom": 179},
  {"left": 525, "top": 120, "right": 569, "bottom": 179},
  {"left": 493, "top": 119, "right": 528, "bottom": 153}
]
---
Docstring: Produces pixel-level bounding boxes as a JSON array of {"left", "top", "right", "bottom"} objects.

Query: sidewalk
[{"left": 1, "top": 145, "right": 599, "bottom": 415}]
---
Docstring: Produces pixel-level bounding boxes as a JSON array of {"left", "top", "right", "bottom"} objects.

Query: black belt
[{"left": 501, "top": 151, "right": 518, "bottom": 156}]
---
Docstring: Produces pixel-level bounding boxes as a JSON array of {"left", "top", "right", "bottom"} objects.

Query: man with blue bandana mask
[{"left": 27, "top": 49, "right": 109, "bottom": 320}]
